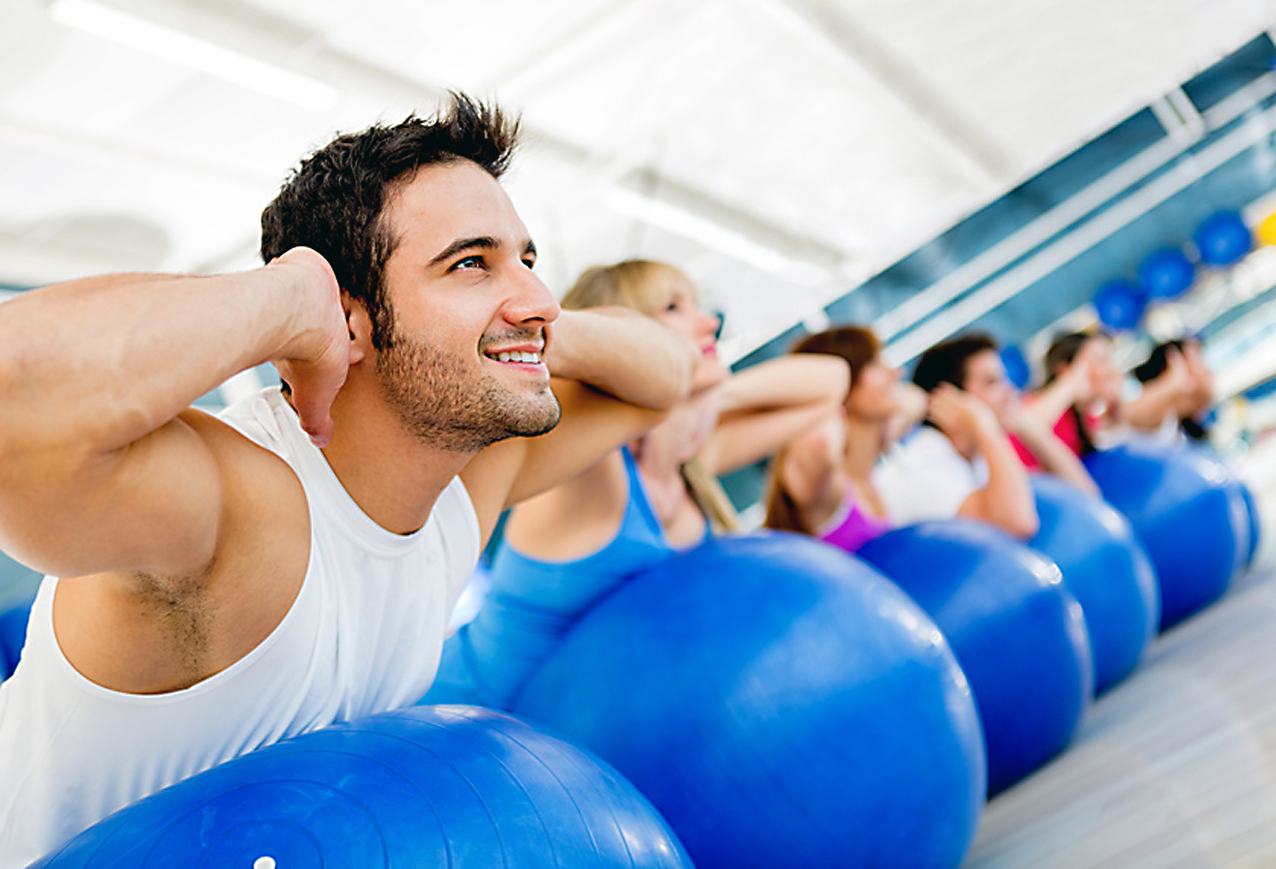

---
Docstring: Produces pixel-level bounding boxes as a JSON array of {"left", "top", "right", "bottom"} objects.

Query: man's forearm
[
  {"left": 972, "top": 427, "right": 1039, "bottom": 537},
  {"left": 546, "top": 307, "right": 694, "bottom": 410}
]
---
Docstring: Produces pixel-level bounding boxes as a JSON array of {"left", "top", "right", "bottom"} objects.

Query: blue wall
[{"left": 725, "top": 33, "right": 1276, "bottom": 510}]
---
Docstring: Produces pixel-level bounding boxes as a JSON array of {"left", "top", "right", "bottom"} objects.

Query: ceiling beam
[{"left": 759, "top": 0, "right": 1017, "bottom": 190}]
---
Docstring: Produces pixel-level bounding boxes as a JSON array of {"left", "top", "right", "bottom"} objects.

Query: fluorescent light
[
  {"left": 48, "top": 0, "right": 339, "bottom": 112},
  {"left": 604, "top": 185, "right": 831, "bottom": 284}
]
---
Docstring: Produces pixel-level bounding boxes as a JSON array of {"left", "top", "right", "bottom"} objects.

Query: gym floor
[{"left": 966, "top": 439, "right": 1276, "bottom": 868}]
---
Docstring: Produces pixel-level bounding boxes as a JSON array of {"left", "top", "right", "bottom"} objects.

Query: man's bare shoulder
[{"left": 52, "top": 410, "right": 313, "bottom": 694}]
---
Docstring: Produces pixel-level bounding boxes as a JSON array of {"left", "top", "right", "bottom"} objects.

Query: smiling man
[{"left": 0, "top": 93, "right": 695, "bottom": 865}]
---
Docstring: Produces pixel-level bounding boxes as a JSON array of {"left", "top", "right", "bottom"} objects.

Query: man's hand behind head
[
  {"left": 928, "top": 383, "right": 1000, "bottom": 442},
  {"left": 269, "top": 248, "right": 358, "bottom": 448}
]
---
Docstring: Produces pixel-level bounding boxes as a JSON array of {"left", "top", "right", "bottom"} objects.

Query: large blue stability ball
[
  {"left": 1238, "top": 481, "right": 1263, "bottom": 568},
  {"left": 858, "top": 520, "right": 1092, "bottom": 796},
  {"left": 514, "top": 532, "right": 986, "bottom": 869},
  {"left": 1194, "top": 209, "right": 1252, "bottom": 266},
  {"left": 0, "top": 596, "right": 32, "bottom": 680},
  {"left": 1093, "top": 278, "right": 1147, "bottom": 331},
  {"left": 34, "top": 705, "right": 691, "bottom": 868},
  {"left": 1028, "top": 474, "right": 1160, "bottom": 695},
  {"left": 1084, "top": 441, "right": 1250, "bottom": 631}
]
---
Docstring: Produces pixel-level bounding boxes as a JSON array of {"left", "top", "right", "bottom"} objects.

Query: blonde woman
[{"left": 426, "top": 260, "right": 849, "bottom": 710}]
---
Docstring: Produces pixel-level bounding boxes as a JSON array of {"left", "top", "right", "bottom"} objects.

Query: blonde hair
[
  {"left": 561, "top": 259, "right": 696, "bottom": 316},
  {"left": 681, "top": 457, "right": 742, "bottom": 534},
  {"left": 566, "top": 259, "right": 738, "bottom": 534}
]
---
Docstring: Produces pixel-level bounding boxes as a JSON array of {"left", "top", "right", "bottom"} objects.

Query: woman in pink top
[{"left": 762, "top": 327, "right": 915, "bottom": 553}]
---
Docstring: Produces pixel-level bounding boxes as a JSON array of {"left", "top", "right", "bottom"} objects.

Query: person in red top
[
  {"left": 1020, "top": 330, "right": 1198, "bottom": 464},
  {"left": 1016, "top": 331, "right": 1121, "bottom": 463}
]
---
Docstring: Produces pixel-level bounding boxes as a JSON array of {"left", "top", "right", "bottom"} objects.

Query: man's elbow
[
  {"left": 968, "top": 497, "right": 1039, "bottom": 539},
  {"left": 1003, "top": 509, "right": 1039, "bottom": 540}
]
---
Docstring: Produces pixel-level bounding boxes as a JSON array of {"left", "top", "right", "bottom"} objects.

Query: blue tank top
[{"left": 424, "top": 447, "right": 682, "bottom": 710}]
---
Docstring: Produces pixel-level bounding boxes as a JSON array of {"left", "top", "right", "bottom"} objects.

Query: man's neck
[{"left": 321, "top": 390, "right": 474, "bottom": 535}]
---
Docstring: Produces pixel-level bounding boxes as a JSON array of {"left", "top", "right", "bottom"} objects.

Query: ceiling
[{"left": 1, "top": 0, "right": 1272, "bottom": 364}]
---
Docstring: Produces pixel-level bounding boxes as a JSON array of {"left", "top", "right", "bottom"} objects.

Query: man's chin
[{"left": 518, "top": 401, "right": 563, "bottom": 438}]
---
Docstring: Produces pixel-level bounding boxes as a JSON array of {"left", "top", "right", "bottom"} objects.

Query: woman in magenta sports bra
[{"left": 763, "top": 326, "right": 920, "bottom": 553}]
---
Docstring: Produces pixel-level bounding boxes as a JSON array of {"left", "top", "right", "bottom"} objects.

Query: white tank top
[{"left": 0, "top": 387, "right": 480, "bottom": 867}]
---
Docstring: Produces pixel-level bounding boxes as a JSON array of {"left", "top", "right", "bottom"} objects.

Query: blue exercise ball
[
  {"left": 514, "top": 532, "right": 986, "bottom": 869},
  {"left": 1028, "top": 474, "right": 1159, "bottom": 695},
  {"left": 858, "top": 520, "right": 1092, "bottom": 796},
  {"left": 1238, "top": 481, "right": 1262, "bottom": 568},
  {"left": 0, "top": 596, "right": 33, "bottom": 681},
  {"left": 1137, "top": 247, "right": 1196, "bottom": 300},
  {"left": 1194, "top": 210, "right": 1252, "bottom": 266},
  {"left": 1084, "top": 441, "right": 1249, "bottom": 631},
  {"left": 1093, "top": 278, "right": 1147, "bottom": 331},
  {"left": 33, "top": 705, "right": 691, "bottom": 868}
]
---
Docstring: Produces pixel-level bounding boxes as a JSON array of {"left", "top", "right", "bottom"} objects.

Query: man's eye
[{"left": 452, "top": 255, "right": 484, "bottom": 271}]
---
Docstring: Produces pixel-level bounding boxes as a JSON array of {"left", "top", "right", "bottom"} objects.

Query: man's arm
[
  {"left": 929, "top": 386, "right": 1039, "bottom": 538},
  {"left": 0, "top": 248, "right": 351, "bottom": 580},
  {"left": 1125, "top": 347, "right": 1195, "bottom": 431},
  {"left": 460, "top": 308, "right": 696, "bottom": 542}
]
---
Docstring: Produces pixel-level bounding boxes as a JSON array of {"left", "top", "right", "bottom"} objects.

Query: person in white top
[
  {"left": 1130, "top": 336, "right": 1214, "bottom": 444},
  {"left": 0, "top": 93, "right": 697, "bottom": 866},
  {"left": 875, "top": 333, "right": 1096, "bottom": 536}
]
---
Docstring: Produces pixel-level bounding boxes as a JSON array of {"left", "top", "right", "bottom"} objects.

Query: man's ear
[{"left": 344, "top": 294, "right": 371, "bottom": 365}]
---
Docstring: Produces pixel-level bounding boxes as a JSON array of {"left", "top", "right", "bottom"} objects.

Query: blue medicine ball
[
  {"left": 1137, "top": 247, "right": 1196, "bottom": 300},
  {"left": 1085, "top": 441, "right": 1249, "bottom": 631},
  {"left": 34, "top": 705, "right": 691, "bottom": 868},
  {"left": 1093, "top": 278, "right": 1147, "bottom": 331},
  {"left": 514, "top": 532, "right": 986, "bottom": 869},
  {"left": 1028, "top": 475, "right": 1159, "bottom": 695},
  {"left": 859, "top": 520, "right": 1092, "bottom": 796},
  {"left": 1194, "top": 210, "right": 1252, "bottom": 266}
]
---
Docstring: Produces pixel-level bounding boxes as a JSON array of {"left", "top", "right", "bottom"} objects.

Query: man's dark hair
[
  {"left": 911, "top": 333, "right": 998, "bottom": 393},
  {"left": 1132, "top": 337, "right": 1192, "bottom": 384},
  {"left": 260, "top": 92, "right": 520, "bottom": 350}
]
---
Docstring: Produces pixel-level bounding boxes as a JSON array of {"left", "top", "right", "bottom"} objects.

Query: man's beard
[{"left": 376, "top": 329, "right": 562, "bottom": 453}]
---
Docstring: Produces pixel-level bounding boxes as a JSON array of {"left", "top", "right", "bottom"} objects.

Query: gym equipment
[
  {"left": 1093, "top": 278, "right": 1147, "bottom": 331},
  {"left": 1028, "top": 474, "right": 1159, "bottom": 694},
  {"left": 34, "top": 705, "right": 691, "bottom": 868},
  {"left": 1084, "top": 441, "right": 1249, "bottom": 631},
  {"left": 859, "top": 520, "right": 1092, "bottom": 796},
  {"left": 514, "top": 532, "right": 986, "bottom": 869}
]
